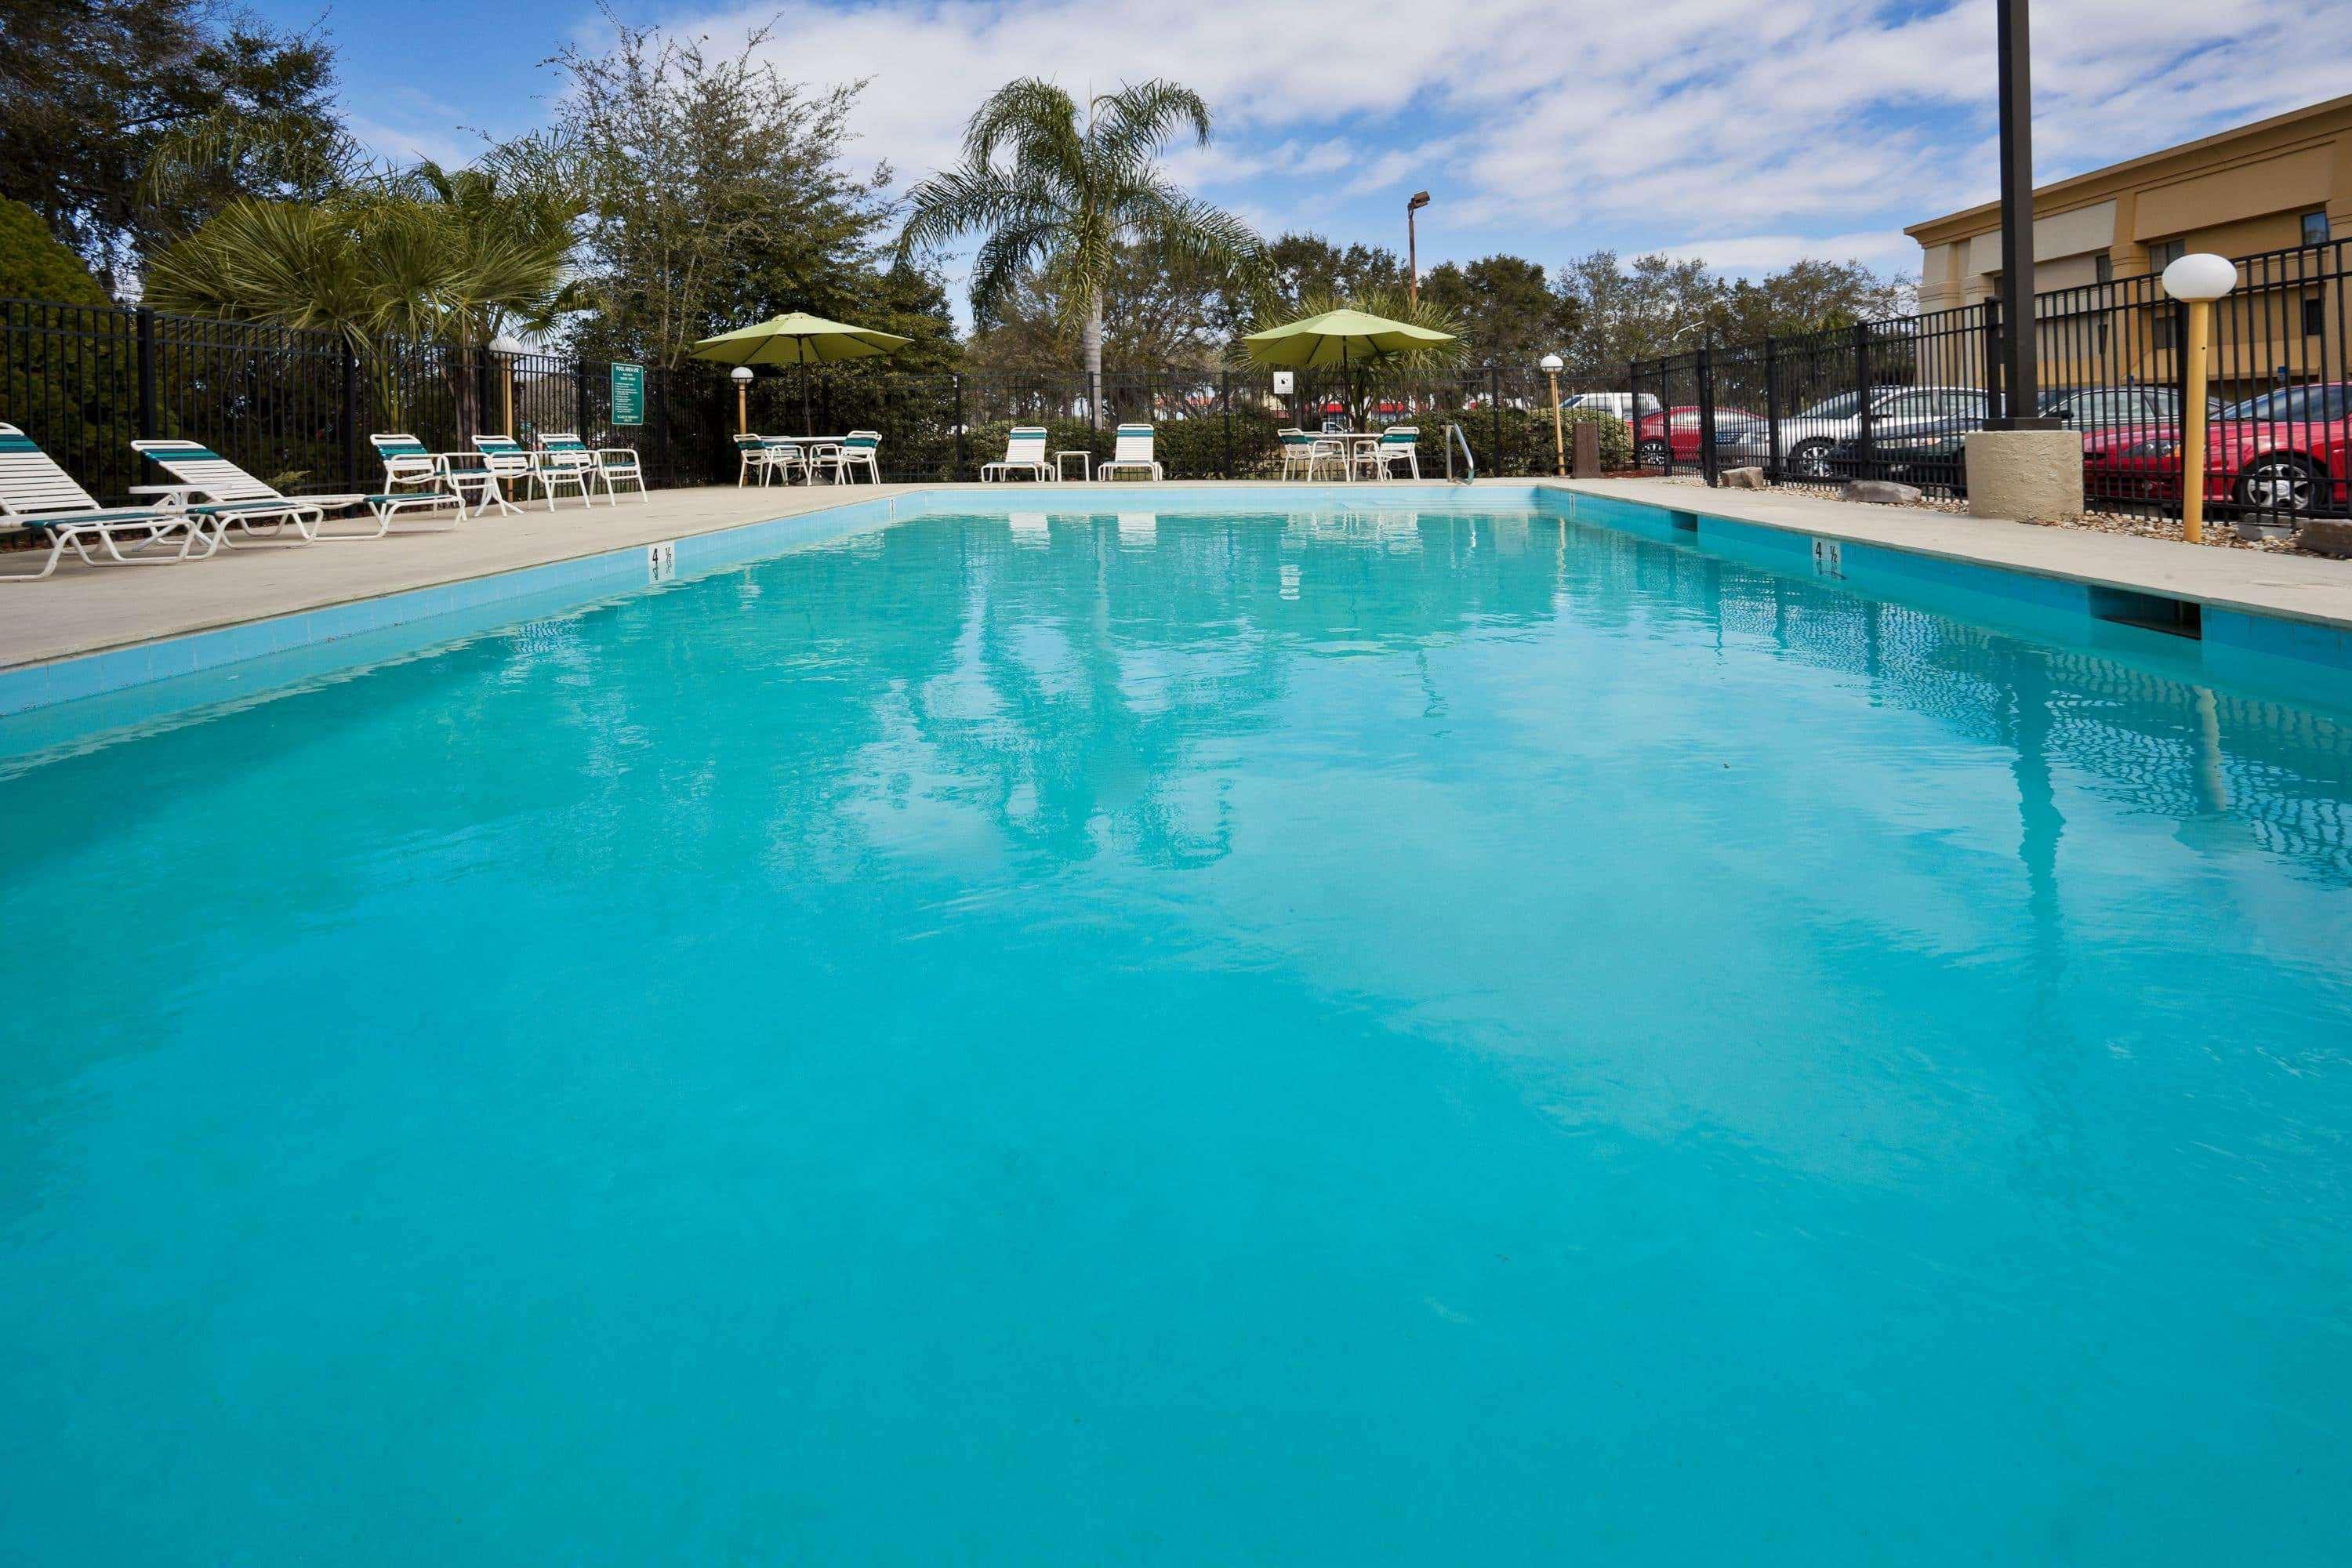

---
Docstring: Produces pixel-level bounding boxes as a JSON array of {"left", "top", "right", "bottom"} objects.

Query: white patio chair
[
  {"left": 735, "top": 434, "right": 806, "bottom": 487},
  {"left": 535, "top": 433, "right": 600, "bottom": 506},
  {"left": 982, "top": 426, "right": 1051, "bottom": 483},
  {"left": 1355, "top": 426, "right": 1421, "bottom": 481},
  {"left": 0, "top": 423, "right": 216, "bottom": 579},
  {"left": 813, "top": 430, "right": 880, "bottom": 485},
  {"left": 134, "top": 437, "right": 456, "bottom": 545},
  {"left": 1100, "top": 423, "right": 1163, "bottom": 481},
  {"left": 594, "top": 444, "right": 648, "bottom": 502},
  {"left": 1279, "top": 428, "right": 1344, "bottom": 481},
  {"left": 372, "top": 434, "right": 482, "bottom": 519},
  {"left": 474, "top": 435, "right": 557, "bottom": 510}
]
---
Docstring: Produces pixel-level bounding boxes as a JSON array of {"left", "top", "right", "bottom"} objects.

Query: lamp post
[
  {"left": 2161, "top": 252, "right": 2237, "bottom": 544},
  {"left": 1987, "top": 0, "right": 2060, "bottom": 430},
  {"left": 1406, "top": 191, "right": 1431, "bottom": 310},
  {"left": 731, "top": 365, "right": 753, "bottom": 436},
  {"left": 1541, "top": 353, "right": 1566, "bottom": 476}
]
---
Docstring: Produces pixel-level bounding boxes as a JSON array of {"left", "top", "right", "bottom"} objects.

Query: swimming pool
[{"left": 4, "top": 496, "right": 2349, "bottom": 1563}]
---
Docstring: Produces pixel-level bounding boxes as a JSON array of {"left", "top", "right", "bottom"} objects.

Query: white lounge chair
[
  {"left": 133, "top": 437, "right": 458, "bottom": 544},
  {"left": 1279, "top": 428, "right": 1344, "bottom": 481},
  {"left": 1356, "top": 426, "right": 1421, "bottom": 481},
  {"left": 812, "top": 430, "right": 880, "bottom": 485},
  {"left": 982, "top": 426, "right": 1051, "bottom": 483},
  {"left": 0, "top": 423, "right": 216, "bottom": 579},
  {"left": 534, "top": 434, "right": 599, "bottom": 507},
  {"left": 1100, "top": 423, "right": 1163, "bottom": 482}
]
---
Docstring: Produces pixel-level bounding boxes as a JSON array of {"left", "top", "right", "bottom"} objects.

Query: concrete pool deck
[{"left": 4, "top": 476, "right": 2350, "bottom": 679}]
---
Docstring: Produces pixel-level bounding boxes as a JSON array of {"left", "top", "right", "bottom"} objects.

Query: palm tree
[
  {"left": 143, "top": 141, "right": 583, "bottom": 437},
  {"left": 898, "top": 78, "right": 1261, "bottom": 423}
]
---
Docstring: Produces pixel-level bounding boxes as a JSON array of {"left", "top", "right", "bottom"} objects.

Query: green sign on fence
[{"left": 610, "top": 361, "right": 645, "bottom": 426}]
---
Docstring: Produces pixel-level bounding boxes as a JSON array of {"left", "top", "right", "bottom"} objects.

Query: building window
[
  {"left": 2149, "top": 238, "right": 2185, "bottom": 271},
  {"left": 2303, "top": 210, "right": 2332, "bottom": 247},
  {"left": 2153, "top": 310, "right": 2176, "bottom": 350},
  {"left": 2094, "top": 252, "right": 2112, "bottom": 284},
  {"left": 2306, "top": 296, "right": 2327, "bottom": 337}
]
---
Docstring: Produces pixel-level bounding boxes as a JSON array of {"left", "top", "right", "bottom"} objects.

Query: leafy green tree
[
  {"left": 551, "top": 11, "right": 910, "bottom": 369},
  {"left": 898, "top": 78, "right": 1261, "bottom": 417},
  {"left": 1257, "top": 234, "right": 1404, "bottom": 318},
  {"left": 1713, "top": 258, "right": 1912, "bottom": 343},
  {"left": 0, "top": 0, "right": 342, "bottom": 281},
  {"left": 1418, "top": 255, "right": 1579, "bottom": 372},
  {"left": 0, "top": 198, "right": 111, "bottom": 304}
]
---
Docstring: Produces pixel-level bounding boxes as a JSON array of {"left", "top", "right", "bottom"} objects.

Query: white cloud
[{"left": 567, "top": 0, "right": 2352, "bottom": 284}]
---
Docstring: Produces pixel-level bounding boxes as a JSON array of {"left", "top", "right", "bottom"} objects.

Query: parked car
[
  {"left": 1634, "top": 404, "right": 1766, "bottom": 468},
  {"left": 1561, "top": 391, "right": 1661, "bottom": 423},
  {"left": 2080, "top": 382, "right": 2350, "bottom": 518},
  {"left": 1720, "top": 385, "right": 1987, "bottom": 477},
  {"left": 1838, "top": 386, "right": 2196, "bottom": 495}
]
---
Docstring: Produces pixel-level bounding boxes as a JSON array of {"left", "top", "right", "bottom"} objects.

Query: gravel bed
[{"left": 1645, "top": 475, "right": 2334, "bottom": 557}]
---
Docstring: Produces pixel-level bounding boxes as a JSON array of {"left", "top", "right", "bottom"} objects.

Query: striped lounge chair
[
  {"left": 0, "top": 423, "right": 216, "bottom": 579},
  {"left": 1101, "top": 423, "right": 1163, "bottom": 481},
  {"left": 982, "top": 427, "right": 1050, "bottom": 483},
  {"left": 132, "top": 438, "right": 460, "bottom": 544}
]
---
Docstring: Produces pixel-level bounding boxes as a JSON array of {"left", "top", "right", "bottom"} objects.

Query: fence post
[
  {"left": 1489, "top": 365, "right": 1502, "bottom": 476},
  {"left": 1697, "top": 342, "right": 1719, "bottom": 487},
  {"left": 1762, "top": 335, "right": 1781, "bottom": 481},
  {"left": 1852, "top": 320, "right": 1874, "bottom": 483},
  {"left": 341, "top": 341, "right": 360, "bottom": 489},
  {"left": 135, "top": 307, "right": 158, "bottom": 441},
  {"left": 575, "top": 359, "right": 590, "bottom": 441},
  {"left": 1981, "top": 296, "right": 2004, "bottom": 426},
  {"left": 1222, "top": 370, "right": 1233, "bottom": 478},
  {"left": 1628, "top": 361, "right": 1644, "bottom": 468},
  {"left": 953, "top": 372, "right": 966, "bottom": 481}
]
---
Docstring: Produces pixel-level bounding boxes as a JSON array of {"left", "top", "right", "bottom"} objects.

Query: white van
[{"left": 1560, "top": 391, "right": 1661, "bottom": 420}]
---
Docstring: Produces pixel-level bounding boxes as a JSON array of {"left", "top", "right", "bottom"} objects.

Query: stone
[
  {"left": 1963, "top": 429, "right": 2085, "bottom": 523},
  {"left": 1843, "top": 479, "right": 1922, "bottom": 506},
  {"left": 2296, "top": 518, "right": 2352, "bottom": 558},
  {"left": 1719, "top": 466, "right": 1767, "bottom": 489}
]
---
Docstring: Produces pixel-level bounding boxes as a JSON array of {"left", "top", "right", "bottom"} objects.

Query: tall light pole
[
  {"left": 2161, "top": 253, "right": 2237, "bottom": 544},
  {"left": 1541, "top": 353, "right": 1566, "bottom": 476},
  {"left": 1406, "top": 191, "right": 1432, "bottom": 310},
  {"left": 1988, "top": 0, "right": 2059, "bottom": 432}
]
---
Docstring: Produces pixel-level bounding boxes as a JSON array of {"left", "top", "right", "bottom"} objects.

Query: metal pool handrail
[{"left": 1443, "top": 424, "right": 1475, "bottom": 484}]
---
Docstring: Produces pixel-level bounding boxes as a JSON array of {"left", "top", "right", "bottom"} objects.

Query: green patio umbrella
[
  {"left": 1242, "top": 307, "right": 1456, "bottom": 426},
  {"left": 690, "top": 311, "right": 913, "bottom": 435}
]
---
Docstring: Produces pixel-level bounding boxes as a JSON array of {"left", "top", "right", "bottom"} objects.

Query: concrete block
[
  {"left": 1719, "top": 466, "right": 1767, "bottom": 489},
  {"left": 2297, "top": 519, "right": 2352, "bottom": 558},
  {"left": 1844, "top": 479, "right": 1922, "bottom": 506},
  {"left": 1964, "top": 430, "right": 2084, "bottom": 523}
]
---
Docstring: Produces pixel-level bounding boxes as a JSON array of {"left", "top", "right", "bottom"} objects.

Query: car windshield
[
  {"left": 1798, "top": 393, "right": 1860, "bottom": 418},
  {"left": 2220, "top": 385, "right": 2348, "bottom": 421}
]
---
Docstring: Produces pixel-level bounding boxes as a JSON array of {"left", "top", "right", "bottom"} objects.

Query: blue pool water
[{"left": 4, "top": 503, "right": 2350, "bottom": 1563}]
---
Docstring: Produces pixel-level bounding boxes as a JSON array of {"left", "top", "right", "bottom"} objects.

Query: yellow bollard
[
  {"left": 2181, "top": 298, "right": 2210, "bottom": 545},
  {"left": 1541, "top": 353, "right": 1566, "bottom": 477},
  {"left": 2159, "top": 253, "right": 2237, "bottom": 546}
]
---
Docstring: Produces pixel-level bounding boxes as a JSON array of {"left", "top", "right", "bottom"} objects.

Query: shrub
[{"left": 0, "top": 199, "right": 110, "bottom": 305}]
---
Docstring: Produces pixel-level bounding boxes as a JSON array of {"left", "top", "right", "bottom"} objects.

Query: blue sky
[{"left": 261, "top": 0, "right": 2351, "bottom": 298}]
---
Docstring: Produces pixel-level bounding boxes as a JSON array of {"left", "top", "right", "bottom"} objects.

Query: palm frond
[{"left": 1089, "top": 80, "right": 1213, "bottom": 180}]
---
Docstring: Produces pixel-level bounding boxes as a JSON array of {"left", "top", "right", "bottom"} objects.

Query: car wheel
[
  {"left": 1637, "top": 441, "right": 1669, "bottom": 470},
  {"left": 1788, "top": 440, "right": 1836, "bottom": 480},
  {"left": 2237, "top": 454, "right": 2320, "bottom": 517}
]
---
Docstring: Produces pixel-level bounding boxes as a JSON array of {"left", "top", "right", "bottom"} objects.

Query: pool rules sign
[{"left": 610, "top": 362, "right": 645, "bottom": 426}]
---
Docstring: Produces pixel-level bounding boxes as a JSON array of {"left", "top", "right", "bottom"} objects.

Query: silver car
[{"left": 1722, "top": 386, "right": 1988, "bottom": 477}]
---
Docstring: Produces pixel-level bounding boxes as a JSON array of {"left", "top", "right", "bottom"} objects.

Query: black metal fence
[
  {"left": 3, "top": 299, "right": 1598, "bottom": 503},
  {"left": 1632, "top": 235, "right": 2352, "bottom": 534}
]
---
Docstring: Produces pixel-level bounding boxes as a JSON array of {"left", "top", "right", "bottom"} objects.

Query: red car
[
  {"left": 1635, "top": 405, "right": 1764, "bottom": 467},
  {"left": 2081, "top": 382, "right": 2350, "bottom": 517}
]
